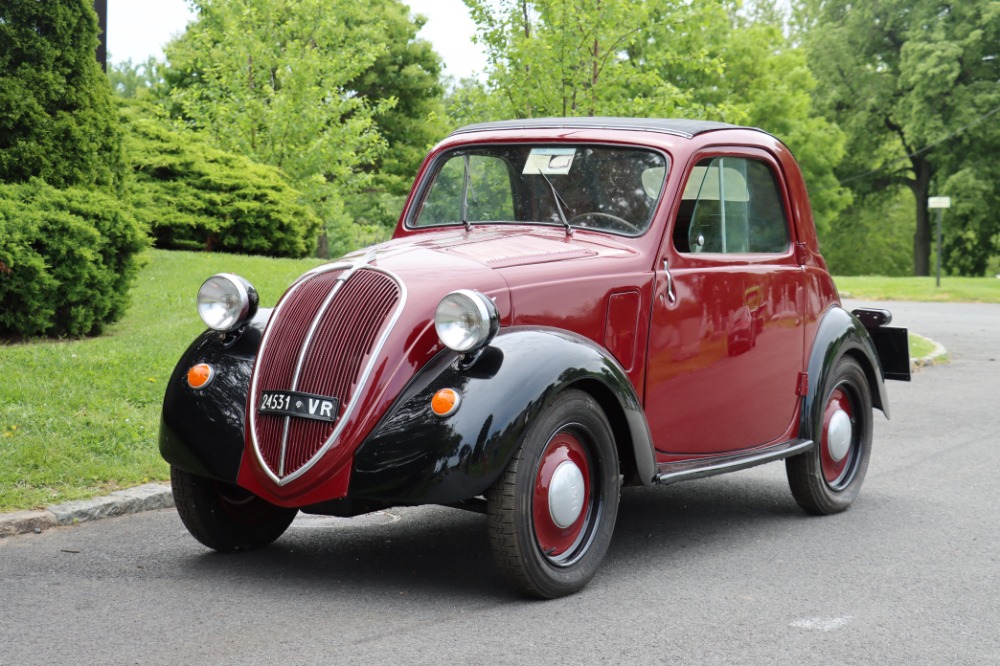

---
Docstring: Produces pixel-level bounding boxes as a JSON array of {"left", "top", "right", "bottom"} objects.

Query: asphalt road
[{"left": 2, "top": 301, "right": 998, "bottom": 665}]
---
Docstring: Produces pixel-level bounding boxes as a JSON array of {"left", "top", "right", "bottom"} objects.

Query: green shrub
[
  {"left": 0, "top": 181, "right": 148, "bottom": 338},
  {"left": 0, "top": 0, "right": 125, "bottom": 191},
  {"left": 123, "top": 104, "right": 321, "bottom": 258}
]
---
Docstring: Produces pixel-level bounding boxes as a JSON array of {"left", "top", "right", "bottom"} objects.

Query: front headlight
[
  {"left": 197, "top": 273, "right": 259, "bottom": 332},
  {"left": 434, "top": 289, "right": 499, "bottom": 353}
]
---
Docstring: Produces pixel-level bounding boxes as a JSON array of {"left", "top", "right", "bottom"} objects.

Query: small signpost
[{"left": 928, "top": 196, "right": 951, "bottom": 287}]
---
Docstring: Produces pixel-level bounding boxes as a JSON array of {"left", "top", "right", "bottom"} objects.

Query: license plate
[{"left": 258, "top": 390, "right": 339, "bottom": 423}]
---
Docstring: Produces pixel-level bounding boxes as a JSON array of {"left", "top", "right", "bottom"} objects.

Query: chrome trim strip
[
  {"left": 655, "top": 439, "right": 814, "bottom": 486},
  {"left": 247, "top": 257, "right": 407, "bottom": 486}
]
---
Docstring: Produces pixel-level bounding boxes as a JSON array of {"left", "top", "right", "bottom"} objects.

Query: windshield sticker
[{"left": 523, "top": 148, "right": 577, "bottom": 175}]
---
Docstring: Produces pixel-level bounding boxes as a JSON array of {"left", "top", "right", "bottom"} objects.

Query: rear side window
[{"left": 674, "top": 157, "right": 789, "bottom": 254}]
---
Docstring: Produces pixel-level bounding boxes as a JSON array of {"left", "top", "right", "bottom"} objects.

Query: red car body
[{"left": 161, "top": 118, "right": 910, "bottom": 597}]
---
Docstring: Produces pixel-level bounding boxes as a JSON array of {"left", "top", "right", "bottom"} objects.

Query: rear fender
[
  {"left": 802, "top": 306, "right": 891, "bottom": 439},
  {"left": 348, "top": 327, "right": 654, "bottom": 505}
]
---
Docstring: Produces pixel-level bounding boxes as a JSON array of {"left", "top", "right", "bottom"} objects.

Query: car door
[{"left": 645, "top": 149, "right": 804, "bottom": 456}]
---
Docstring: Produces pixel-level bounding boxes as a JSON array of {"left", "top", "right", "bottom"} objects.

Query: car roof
[{"left": 450, "top": 117, "right": 762, "bottom": 140}]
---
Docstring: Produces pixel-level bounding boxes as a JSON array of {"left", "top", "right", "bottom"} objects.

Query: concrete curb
[
  {"left": 0, "top": 482, "right": 173, "bottom": 539},
  {"left": 912, "top": 335, "right": 948, "bottom": 368}
]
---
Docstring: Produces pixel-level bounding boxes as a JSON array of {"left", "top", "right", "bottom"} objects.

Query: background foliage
[
  {"left": 797, "top": 0, "right": 1000, "bottom": 276},
  {"left": 124, "top": 103, "right": 320, "bottom": 257},
  {"left": 0, "top": 0, "right": 125, "bottom": 191},
  {"left": 0, "top": 181, "right": 148, "bottom": 337}
]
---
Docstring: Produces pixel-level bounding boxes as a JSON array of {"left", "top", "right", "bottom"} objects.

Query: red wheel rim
[
  {"left": 532, "top": 431, "right": 592, "bottom": 562},
  {"left": 820, "top": 387, "right": 854, "bottom": 486}
]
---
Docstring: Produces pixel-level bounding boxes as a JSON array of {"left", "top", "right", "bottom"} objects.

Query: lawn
[
  {"left": 834, "top": 275, "right": 1000, "bottom": 303},
  {"left": 0, "top": 250, "right": 323, "bottom": 512},
  {"left": 1, "top": 255, "right": 988, "bottom": 512}
]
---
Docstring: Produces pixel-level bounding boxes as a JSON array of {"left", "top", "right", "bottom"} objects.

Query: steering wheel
[{"left": 567, "top": 212, "right": 642, "bottom": 234}]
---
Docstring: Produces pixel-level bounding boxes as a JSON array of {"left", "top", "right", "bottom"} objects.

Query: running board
[{"left": 655, "top": 439, "right": 814, "bottom": 485}]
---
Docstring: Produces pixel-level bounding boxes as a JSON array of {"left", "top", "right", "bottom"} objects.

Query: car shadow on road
[{"left": 178, "top": 473, "right": 820, "bottom": 601}]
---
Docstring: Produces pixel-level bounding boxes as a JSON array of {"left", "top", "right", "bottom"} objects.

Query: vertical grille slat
[{"left": 248, "top": 267, "right": 402, "bottom": 483}]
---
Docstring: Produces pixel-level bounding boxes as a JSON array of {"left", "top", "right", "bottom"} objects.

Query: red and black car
[{"left": 160, "top": 118, "right": 910, "bottom": 598}]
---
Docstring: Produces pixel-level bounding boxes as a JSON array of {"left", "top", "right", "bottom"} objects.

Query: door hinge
[
  {"left": 796, "top": 372, "right": 809, "bottom": 396},
  {"left": 794, "top": 242, "right": 809, "bottom": 266}
]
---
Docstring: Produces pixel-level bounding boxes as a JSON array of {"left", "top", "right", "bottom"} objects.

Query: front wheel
[
  {"left": 487, "top": 390, "right": 620, "bottom": 598},
  {"left": 171, "top": 466, "right": 297, "bottom": 552},
  {"left": 786, "top": 356, "right": 873, "bottom": 515}
]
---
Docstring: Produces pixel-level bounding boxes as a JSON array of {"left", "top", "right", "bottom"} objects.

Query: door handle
[{"left": 661, "top": 259, "right": 677, "bottom": 305}]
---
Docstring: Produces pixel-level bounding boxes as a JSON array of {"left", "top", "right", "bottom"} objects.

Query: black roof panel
[{"left": 450, "top": 117, "right": 749, "bottom": 139}]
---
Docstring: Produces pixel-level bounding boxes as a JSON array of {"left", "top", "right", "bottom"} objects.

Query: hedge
[
  {"left": 0, "top": 181, "right": 148, "bottom": 338},
  {"left": 124, "top": 104, "right": 321, "bottom": 258}
]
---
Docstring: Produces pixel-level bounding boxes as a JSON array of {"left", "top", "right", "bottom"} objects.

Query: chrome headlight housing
[
  {"left": 434, "top": 289, "right": 500, "bottom": 353},
  {"left": 197, "top": 273, "right": 259, "bottom": 332}
]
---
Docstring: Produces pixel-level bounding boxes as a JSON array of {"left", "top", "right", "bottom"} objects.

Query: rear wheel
[
  {"left": 786, "top": 356, "right": 873, "bottom": 515},
  {"left": 171, "top": 466, "right": 297, "bottom": 552},
  {"left": 487, "top": 390, "right": 620, "bottom": 598}
]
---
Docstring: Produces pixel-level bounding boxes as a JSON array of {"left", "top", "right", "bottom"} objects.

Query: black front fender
[
  {"left": 802, "top": 306, "right": 890, "bottom": 439},
  {"left": 348, "top": 327, "right": 654, "bottom": 505},
  {"left": 158, "top": 310, "right": 269, "bottom": 483}
]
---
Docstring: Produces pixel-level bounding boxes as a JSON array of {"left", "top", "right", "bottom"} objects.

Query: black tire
[
  {"left": 487, "top": 390, "right": 620, "bottom": 598},
  {"left": 786, "top": 356, "right": 873, "bottom": 515},
  {"left": 171, "top": 466, "right": 297, "bottom": 552}
]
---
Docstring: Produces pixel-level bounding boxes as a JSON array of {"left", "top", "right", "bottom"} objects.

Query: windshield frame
[{"left": 404, "top": 141, "right": 672, "bottom": 238}]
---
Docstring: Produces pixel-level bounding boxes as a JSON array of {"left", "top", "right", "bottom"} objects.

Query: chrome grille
[{"left": 248, "top": 266, "right": 402, "bottom": 483}]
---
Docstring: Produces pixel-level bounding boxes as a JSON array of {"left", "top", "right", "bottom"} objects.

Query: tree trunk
[{"left": 908, "top": 155, "right": 932, "bottom": 276}]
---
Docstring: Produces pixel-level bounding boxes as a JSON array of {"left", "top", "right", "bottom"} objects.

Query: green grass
[
  {"left": 0, "top": 250, "right": 323, "bottom": 512},
  {"left": 834, "top": 275, "right": 1000, "bottom": 303},
  {"left": 908, "top": 332, "right": 937, "bottom": 361}
]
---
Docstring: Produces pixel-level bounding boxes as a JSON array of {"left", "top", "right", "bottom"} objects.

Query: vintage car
[{"left": 160, "top": 118, "right": 910, "bottom": 598}]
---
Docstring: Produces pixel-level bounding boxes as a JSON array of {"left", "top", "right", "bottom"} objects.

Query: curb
[
  {"left": 0, "top": 482, "right": 173, "bottom": 539},
  {"left": 912, "top": 335, "right": 947, "bottom": 368}
]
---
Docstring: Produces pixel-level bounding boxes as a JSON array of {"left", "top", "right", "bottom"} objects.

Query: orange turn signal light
[
  {"left": 187, "top": 363, "right": 214, "bottom": 389},
  {"left": 431, "top": 388, "right": 461, "bottom": 417}
]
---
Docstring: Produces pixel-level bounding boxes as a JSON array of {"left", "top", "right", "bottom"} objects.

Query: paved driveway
[{"left": 1, "top": 300, "right": 998, "bottom": 665}]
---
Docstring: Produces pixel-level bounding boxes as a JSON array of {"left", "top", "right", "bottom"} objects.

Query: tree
[
  {"left": 160, "top": 0, "right": 393, "bottom": 255},
  {"left": 0, "top": 0, "right": 124, "bottom": 190},
  {"left": 460, "top": 0, "right": 849, "bottom": 235},
  {"left": 341, "top": 0, "right": 449, "bottom": 232},
  {"left": 349, "top": 0, "right": 448, "bottom": 190},
  {"left": 464, "top": 0, "right": 732, "bottom": 119},
  {"left": 107, "top": 57, "right": 160, "bottom": 99},
  {"left": 798, "top": 0, "right": 1000, "bottom": 275}
]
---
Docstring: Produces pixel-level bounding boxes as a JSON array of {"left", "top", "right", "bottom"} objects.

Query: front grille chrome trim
[{"left": 248, "top": 260, "right": 406, "bottom": 486}]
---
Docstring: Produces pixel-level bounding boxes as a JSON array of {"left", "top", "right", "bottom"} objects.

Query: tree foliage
[
  {"left": 798, "top": 0, "right": 1000, "bottom": 275},
  {"left": 0, "top": 181, "right": 148, "bottom": 338},
  {"left": 349, "top": 1, "right": 448, "bottom": 190},
  {"left": 160, "top": 0, "right": 390, "bottom": 252},
  {"left": 123, "top": 103, "right": 320, "bottom": 258},
  {"left": 459, "top": 0, "right": 849, "bottom": 235},
  {"left": 0, "top": 0, "right": 124, "bottom": 190}
]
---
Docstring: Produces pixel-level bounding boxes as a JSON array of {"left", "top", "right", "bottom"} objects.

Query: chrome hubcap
[
  {"left": 548, "top": 460, "right": 585, "bottom": 528},
  {"left": 827, "top": 409, "right": 853, "bottom": 462}
]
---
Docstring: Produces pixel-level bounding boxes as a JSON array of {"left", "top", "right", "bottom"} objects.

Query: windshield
[{"left": 409, "top": 144, "right": 669, "bottom": 237}]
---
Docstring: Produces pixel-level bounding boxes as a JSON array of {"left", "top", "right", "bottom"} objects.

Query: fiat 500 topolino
[{"left": 161, "top": 118, "right": 910, "bottom": 598}]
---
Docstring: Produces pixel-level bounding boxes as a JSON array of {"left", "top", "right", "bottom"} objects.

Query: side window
[
  {"left": 673, "top": 156, "right": 789, "bottom": 254},
  {"left": 415, "top": 154, "right": 514, "bottom": 227}
]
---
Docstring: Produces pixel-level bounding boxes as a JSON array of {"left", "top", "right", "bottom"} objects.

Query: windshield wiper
[{"left": 537, "top": 168, "right": 573, "bottom": 237}]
